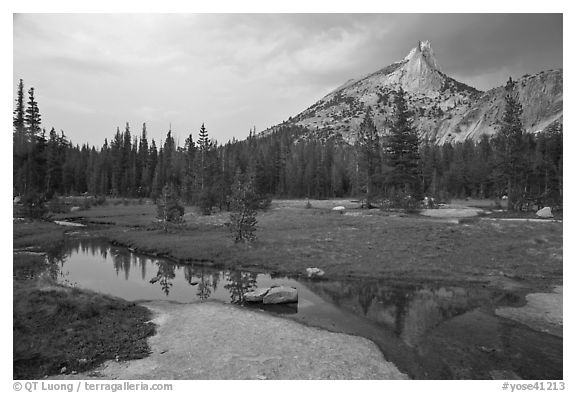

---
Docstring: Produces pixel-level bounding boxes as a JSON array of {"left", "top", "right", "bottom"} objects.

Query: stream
[{"left": 35, "top": 237, "right": 562, "bottom": 380}]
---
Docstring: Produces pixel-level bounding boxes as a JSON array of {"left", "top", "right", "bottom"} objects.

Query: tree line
[{"left": 13, "top": 78, "right": 562, "bottom": 212}]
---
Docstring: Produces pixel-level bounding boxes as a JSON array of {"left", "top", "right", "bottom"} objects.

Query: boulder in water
[
  {"left": 244, "top": 288, "right": 270, "bottom": 302},
  {"left": 262, "top": 286, "right": 298, "bottom": 304}
]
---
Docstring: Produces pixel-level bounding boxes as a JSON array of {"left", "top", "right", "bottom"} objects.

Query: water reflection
[
  {"left": 303, "top": 280, "right": 506, "bottom": 347},
  {"left": 30, "top": 237, "right": 561, "bottom": 379},
  {"left": 224, "top": 271, "right": 257, "bottom": 303}
]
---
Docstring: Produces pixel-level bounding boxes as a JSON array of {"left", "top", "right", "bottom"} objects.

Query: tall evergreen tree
[
  {"left": 22, "top": 87, "right": 43, "bottom": 196},
  {"left": 183, "top": 134, "right": 196, "bottom": 203},
  {"left": 13, "top": 79, "right": 26, "bottom": 144},
  {"left": 355, "top": 108, "right": 382, "bottom": 205},
  {"left": 137, "top": 123, "right": 149, "bottom": 196},
  {"left": 46, "top": 128, "right": 63, "bottom": 196},
  {"left": 495, "top": 77, "right": 525, "bottom": 210},
  {"left": 24, "top": 87, "right": 42, "bottom": 139},
  {"left": 197, "top": 123, "right": 209, "bottom": 190},
  {"left": 385, "top": 88, "right": 421, "bottom": 198},
  {"left": 13, "top": 79, "right": 27, "bottom": 195}
]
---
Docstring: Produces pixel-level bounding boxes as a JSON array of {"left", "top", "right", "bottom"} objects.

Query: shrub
[
  {"left": 381, "top": 189, "right": 421, "bottom": 213},
  {"left": 156, "top": 184, "right": 184, "bottom": 232},
  {"left": 46, "top": 197, "right": 69, "bottom": 214},
  {"left": 198, "top": 188, "right": 217, "bottom": 216},
  {"left": 95, "top": 195, "right": 107, "bottom": 206},
  {"left": 81, "top": 197, "right": 92, "bottom": 210},
  {"left": 21, "top": 192, "right": 49, "bottom": 219},
  {"left": 253, "top": 194, "right": 272, "bottom": 211},
  {"left": 229, "top": 172, "right": 257, "bottom": 243}
]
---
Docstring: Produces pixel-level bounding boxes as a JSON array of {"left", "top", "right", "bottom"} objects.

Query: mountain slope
[{"left": 269, "top": 41, "right": 562, "bottom": 144}]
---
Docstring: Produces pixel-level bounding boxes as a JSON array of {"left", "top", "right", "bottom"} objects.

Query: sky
[{"left": 13, "top": 13, "right": 563, "bottom": 147}]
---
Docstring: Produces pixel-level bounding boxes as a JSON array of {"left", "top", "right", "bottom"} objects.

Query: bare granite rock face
[
  {"left": 57, "top": 301, "right": 407, "bottom": 380},
  {"left": 262, "top": 40, "right": 562, "bottom": 146}
]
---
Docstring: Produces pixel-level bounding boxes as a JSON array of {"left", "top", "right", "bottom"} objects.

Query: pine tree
[
  {"left": 13, "top": 79, "right": 27, "bottom": 195},
  {"left": 46, "top": 128, "right": 63, "bottom": 197},
  {"left": 13, "top": 79, "right": 27, "bottom": 146},
  {"left": 183, "top": 134, "right": 196, "bottom": 204},
  {"left": 495, "top": 77, "right": 525, "bottom": 210},
  {"left": 22, "top": 87, "right": 44, "bottom": 197},
  {"left": 197, "top": 123, "right": 209, "bottom": 190},
  {"left": 355, "top": 108, "right": 382, "bottom": 206},
  {"left": 156, "top": 183, "right": 184, "bottom": 232},
  {"left": 385, "top": 88, "right": 421, "bottom": 199},
  {"left": 229, "top": 170, "right": 257, "bottom": 243},
  {"left": 110, "top": 127, "right": 123, "bottom": 196},
  {"left": 163, "top": 130, "right": 177, "bottom": 186},
  {"left": 121, "top": 123, "right": 132, "bottom": 195},
  {"left": 138, "top": 123, "right": 149, "bottom": 196},
  {"left": 24, "top": 87, "right": 41, "bottom": 139}
]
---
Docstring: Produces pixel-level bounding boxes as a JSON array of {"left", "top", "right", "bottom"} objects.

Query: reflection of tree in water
[
  {"left": 183, "top": 265, "right": 195, "bottom": 286},
  {"left": 44, "top": 245, "right": 69, "bottom": 281},
  {"left": 211, "top": 272, "right": 220, "bottom": 292},
  {"left": 357, "top": 283, "right": 380, "bottom": 316},
  {"left": 184, "top": 265, "right": 222, "bottom": 301},
  {"left": 196, "top": 267, "right": 212, "bottom": 301},
  {"left": 224, "top": 271, "right": 257, "bottom": 304},
  {"left": 111, "top": 250, "right": 131, "bottom": 280},
  {"left": 389, "top": 289, "right": 412, "bottom": 337},
  {"left": 152, "top": 260, "right": 176, "bottom": 296},
  {"left": 138, "top": 256, "right": 147, "bottom": 280}
]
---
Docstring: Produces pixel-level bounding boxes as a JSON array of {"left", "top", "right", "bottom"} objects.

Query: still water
[{"left": 40, "top": 237, "right": 562, "bottom": 380}]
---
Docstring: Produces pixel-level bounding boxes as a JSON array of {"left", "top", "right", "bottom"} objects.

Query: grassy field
[
  {"left": 13, "top": 220, "right": 155, "bottom": 379},
  {"left": 13, "top": 220, "right": 67, "bottom": 250},
  {"left": 13, "top": 199, "right": 563, "bottom": 377},
  {"left": 58, "top": 198, "right": 562, "bottom": 289}
]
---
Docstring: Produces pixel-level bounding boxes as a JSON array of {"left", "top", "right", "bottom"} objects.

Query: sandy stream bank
[{"left": 56, "top": 301, "right": 408, "bottom": 380}]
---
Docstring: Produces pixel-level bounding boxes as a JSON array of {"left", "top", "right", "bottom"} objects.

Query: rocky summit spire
[
  {"left": 387, "top": 39, "right": 445, "bottom": 93},
  {"left": 265, "top": 39, "right": 561, "bottom": 147},
  {"left": 404, "top": 40, "right": 441, "bottom": 71}
]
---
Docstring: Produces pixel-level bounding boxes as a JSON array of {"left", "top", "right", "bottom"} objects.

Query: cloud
[{"left": 13, "top": 14, "right": 563, "bottom": 146}]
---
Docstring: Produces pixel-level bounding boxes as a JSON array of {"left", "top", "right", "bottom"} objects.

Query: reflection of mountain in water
[
  {"left": 48, "top": 238, "right": 561, "bottom": 379},
  {"left": 303, "top": 280, "right": 495, "bottom": 347}
]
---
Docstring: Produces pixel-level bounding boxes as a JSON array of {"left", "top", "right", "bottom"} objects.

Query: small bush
[
  {"left": 156, "top": 184, "right": 184, "bottom": 232},
  {"left": 381, "top": 189, "right": 421, "bottom": 213},
  {"left": 46, "top": 197, "right": 69, "bottom": 214},
  {"left": 198, "top": 189, "right": 217, "bottom": 216},
  {"left": 253, "top": 194, "right": 272, "bottom": 211},
  {"left": 95, "top": 195, "right": 107, "bottom": 206},
  {"left": 21, "top": 192, "right": 49, "bottom": 219},
  {"left": 81, "top": 198, "right": 92, "bottom": 210},
  {"left": 229, "top": 172, "right": 257, "bottom": 243}
]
